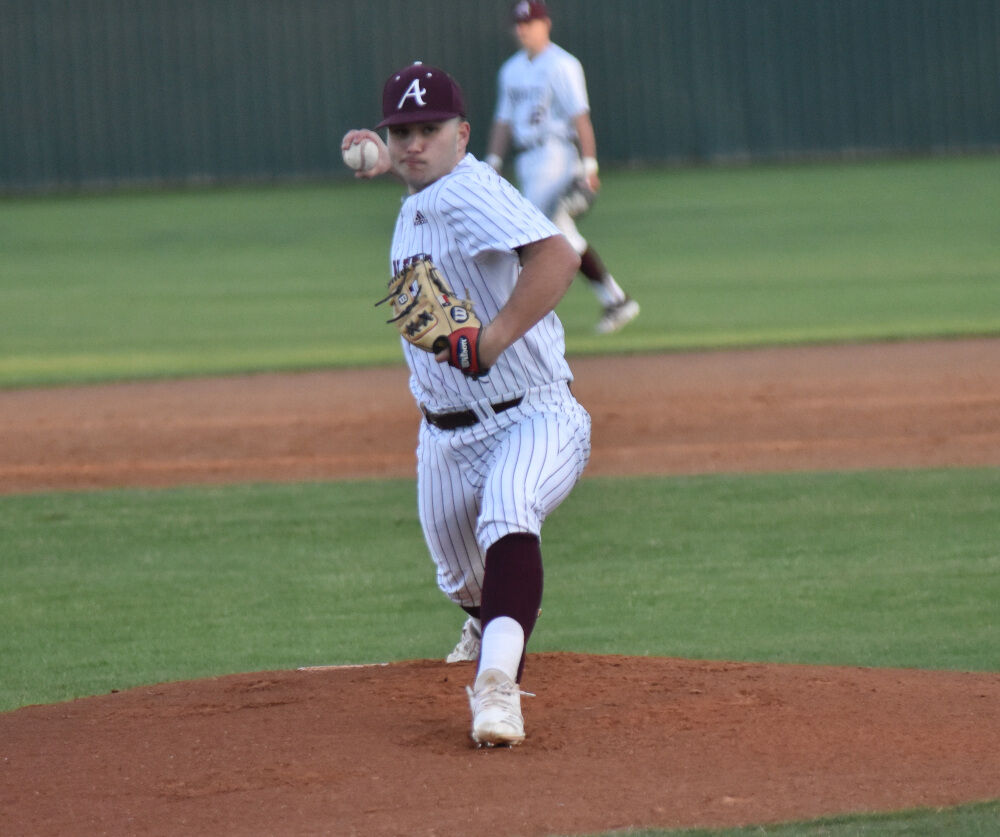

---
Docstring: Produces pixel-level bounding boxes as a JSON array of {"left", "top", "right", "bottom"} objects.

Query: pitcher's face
[{"left": 387, "top": 118, "right": 470, "bottom": 193}]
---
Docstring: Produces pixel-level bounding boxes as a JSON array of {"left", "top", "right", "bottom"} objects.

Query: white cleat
[
  {"left": 596, "top": 297, "right": 640, "bottom": 334},
  {"left": 466, "top": 668, "right": 530, "bottom": 747},
  {"left": 446, "top": 616, "right": 482, "bottom": 663}
]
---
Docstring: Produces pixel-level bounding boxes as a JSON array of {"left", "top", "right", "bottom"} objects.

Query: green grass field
[
  {"left": 2, "top": 154, "right": 998, "bottom": 387},
  {"left": 3, "top": 470, "right": 998, "bottom": 712},
  {"left": 2, "top": 155, "right": 998, "bottom": 835}
]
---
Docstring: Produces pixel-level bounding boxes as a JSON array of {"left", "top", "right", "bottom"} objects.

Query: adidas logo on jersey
[{"left": 414, "top": 211, "right": 428, "bottom": 226}]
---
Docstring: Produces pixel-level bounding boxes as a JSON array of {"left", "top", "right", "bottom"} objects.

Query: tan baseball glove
[{"left": 376, "top": 255, "right": 487, "bottom": 377}]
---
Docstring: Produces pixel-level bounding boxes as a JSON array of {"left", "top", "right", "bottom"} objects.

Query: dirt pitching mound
[{"left": 3, "top": 653, "right": 999, "bottom": 836}]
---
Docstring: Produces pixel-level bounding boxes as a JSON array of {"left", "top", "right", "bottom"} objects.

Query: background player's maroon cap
[
  {"left": 375, "top": 62, "right": 466, "bottom": 129},
  {"left": 511, "top": 1, "right": 550, "bottom": 23}
]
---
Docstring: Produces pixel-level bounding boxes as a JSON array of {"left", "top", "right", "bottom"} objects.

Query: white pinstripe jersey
[
  {"left": 494, "top": 43, "right": 590, "bottom": 151},
  {"left": 389, "top": 154, "right": 572, "bottom": 413}
]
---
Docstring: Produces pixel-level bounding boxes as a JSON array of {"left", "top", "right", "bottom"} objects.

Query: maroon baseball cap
[
  {"left": 511, "top": 0, "right": 550, "bottom": 23},
  {"left": 375, "top": 62, "right": 466, "bottom": 129}
]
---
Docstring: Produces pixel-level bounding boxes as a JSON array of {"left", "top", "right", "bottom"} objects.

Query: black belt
[{"left": 422, "top": 397, "right": 523, "bottom": 430}]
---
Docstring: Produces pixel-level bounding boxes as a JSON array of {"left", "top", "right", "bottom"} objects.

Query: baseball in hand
[{"left": 342, "top": 139, "right": 379, "bottom": 172}]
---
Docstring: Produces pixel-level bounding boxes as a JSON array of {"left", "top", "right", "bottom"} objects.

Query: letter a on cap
[{"left": 398, "top": 78, "right": 427, "bottom": 110}]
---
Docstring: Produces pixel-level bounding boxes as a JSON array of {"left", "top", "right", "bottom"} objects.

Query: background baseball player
[
  {"left": 486, "top": 0, "right": 640, "bottom": 335},
  {"left": 342, "top": 61, "right": 591, "bottom": 747}
]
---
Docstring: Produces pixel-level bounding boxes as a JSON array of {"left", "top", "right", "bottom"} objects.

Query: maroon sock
[
  {"left": 579, "top": 246, "right": 609, "bottom": 283},
  {"left": 480, "top": 533, "right": 544, "bottom": 680}
]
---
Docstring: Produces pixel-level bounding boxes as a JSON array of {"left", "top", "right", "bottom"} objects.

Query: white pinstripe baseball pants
[{"left": 416, "top": 381, "right": 591, "bottom": 608}]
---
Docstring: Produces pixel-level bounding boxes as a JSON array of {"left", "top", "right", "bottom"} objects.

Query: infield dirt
[{"left": 2, "top": 339, "right": 999, "bottom": 836}]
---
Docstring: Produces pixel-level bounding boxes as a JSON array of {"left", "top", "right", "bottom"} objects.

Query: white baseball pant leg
[
  {"left": 516, "top": 140, "right": 589, "bottom": 255},
  {"left": 416, "top": 384, "right": 591, "bottom": 609}
]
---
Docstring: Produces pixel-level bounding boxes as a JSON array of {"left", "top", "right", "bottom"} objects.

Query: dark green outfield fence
[{"left": 2, "top": 0, "right": 999, "bottom": 191}]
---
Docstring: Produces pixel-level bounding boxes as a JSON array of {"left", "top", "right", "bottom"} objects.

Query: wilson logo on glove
[
  {"left": 457, "top": 336, "right": 472, "bottom": 369},
  {"left": 446, "top": 327, "right": 486, "bottom": 379}
]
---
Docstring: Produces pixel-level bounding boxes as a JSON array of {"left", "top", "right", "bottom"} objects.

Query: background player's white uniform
[
  {"left": 495, "top": 43, "right": 591, "bottom": 251},
  {"left": 390, "top": 153, "right": 591, "bottom": 607}
]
